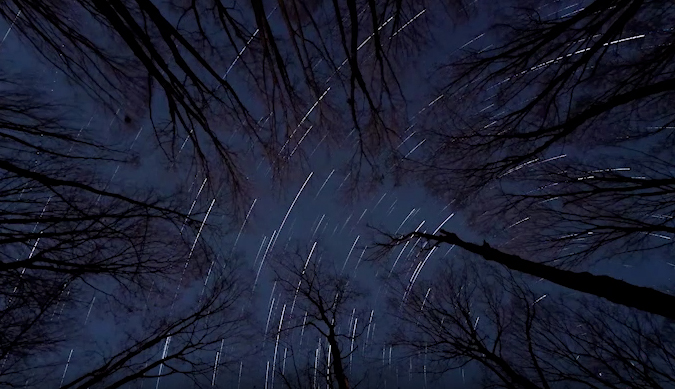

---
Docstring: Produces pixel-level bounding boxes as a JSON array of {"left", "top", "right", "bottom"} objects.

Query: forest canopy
[{"left": 0, "top": 0, "right": 673, "bottom": 388}]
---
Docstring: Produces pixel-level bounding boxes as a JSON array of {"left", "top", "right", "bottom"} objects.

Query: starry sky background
[{"left": 1, "top": 1, "right": 672, "bottom": 388}]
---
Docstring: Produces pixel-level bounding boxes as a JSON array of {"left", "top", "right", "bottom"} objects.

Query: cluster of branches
[
  {"left": 1, "top": 0, "right": 470, "bottom": 201},
  {"left": 391, "top": 258, "right": 675, "bottom": 388},
  {"left": 405, "top": 0, "right": 675, "bottom": 265},
  {"left": 375, "top": 0, "right": 675, "bottom": 387},
  {"left": 0, "top": 0, "right": 471, "bottom": 386},
  {"left": 268, "top": 242, "right": 370, "bottom": 389},
  {"left": 5, "top": 0, "right": 675, "bottom": 387},
  {"left": 0, "top": 66, "right": 234, "bottom": 386}
]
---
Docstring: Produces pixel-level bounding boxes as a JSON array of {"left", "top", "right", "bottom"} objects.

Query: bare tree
[
  {"left": 392, "top": 256, "right": 675, "bottom": 388},
  {"left": 371, "top": 1, "right": 675, "bottom": 374},
  {"left": 462, "top": 154, "right": 675, "bottom": 268},
  {"left": 401, "top": 0, "right": 675, "bottom": 268},
  {"left": 269, "top": 242, "right": 371, "bottom": 389},
  {"left": 377, "top": 228, "right": 675, "bottom": 321},
  {"left": 0, "top": 0, "right": 457, "bottom": 385},
  {"left": 418, "top": 0, "right": 675, "bottom": 190},
  {"left": 1, "top": 0, "right": 472, "bottom": 202},
  {"left": 368, "top": 1, "right": 675, "bottom": 386},
  {"left": 55, "top": 257, "right": 255, "bottom": 389},
  {"left": 1, "top": 245, "right": 254, "bottom": 388},
  {"left": 0, "top": 0, "right": 483, "bottom": 387},
  {"left": 0, "top": 67, "right": 245, "bottom": 387}
]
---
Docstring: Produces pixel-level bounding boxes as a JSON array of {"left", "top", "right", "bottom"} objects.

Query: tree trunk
[
  {"left": 328, "top": 327, "right": 349, "bottom": 389},
  {"left": 412, "top": 230, "right": 675, "bottom": 321}
]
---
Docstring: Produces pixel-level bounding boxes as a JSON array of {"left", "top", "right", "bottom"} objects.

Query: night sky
[
  {"left": 0, "top": 4, "right": 467, "bottom": 387},
  {"left": 1, "top": 0, "right": 673, "bottom": 388}
]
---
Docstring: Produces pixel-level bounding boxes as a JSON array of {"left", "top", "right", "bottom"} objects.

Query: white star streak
[
  {"left": 507, "top": 217, "right": 530, "bottom": 229},
  {"left": 296, "top": 87, "right": 331, "bottom": 134},
  {"left": 299, "top": 311, "right": 308, "bottom": 346},
  {"left": 155, "top": 336, "right": 172, "bottom": 389},
  {"left": 264, "top": 297, "right": 276, "bottom": 340},
  {"left": 395, "top": 131, "right": 417, "bottom": 150},
  {"left": 189, "top": 198, "right": 216, "bottom": 257},
  {"left": 271, "top": 303, "right": 287, "bottom": 389},
  {"left": 58, "top": 349, "right": 73, "bottom": 388},
  {"left": 372, "top": 192, "right": 387, "bottom": 213},
  {"left": 391, "top": 9, "right": 427, "bottom": 38},
  {"left": 311, "top": 214, "right": 325, "bottom": 240},
  {"left": 230, "top": 198, "right": 257, "bottom": 255},
  {"left": 395, "top": 208, "right": 416, "bottom": 235},
  {"left": 181, "top": 178, "right": 208, "bottom": 233},
  {"left": 315, "top": 170, "right": 335, "bottom": 199},
  {"left": 254, "top": 230, "right": 277, "bottom": 291},
  {"left": 83, "top": 296, "right": 95, "bottom": 326},
  {"left": 282, "top": 348, "right": 288, "bottom": 376},
  {"left": 211, "top": 339, "right": 225, "bottom": 386},
  {"left": 355, "top": 208, "right": 368, "bottom": 225},
  {"left": 389, "top": 241, "right": 410, "bottom": 276},
  {"left": 290, "top": 242, "right": 317, "bottom": 317},
  {"left": 281, "top": 87, "right": 328, "bottom": 156},
  {"left": 0, "top": 10, "right": 20, "bottom": 49},
  {"left": 404, "top": 139, "right": 426, "bottom": 159},
  {"left": 405, "top": 247, "right": 438, "bottom": 301},
  {"left": 420, "top": 288, "right": 431, "bottom": 312},
  {"left": 433, "top": 213, "right": 454, "bottom": 235},
  {"left": 351, "top": 245, "right": 367, "bottom": 276},
  {"left": 313, "top": 338, "right": 321, "bottom": 389},
  {"left": 341, "top": 236, "right": 360, "bottom": 274},
  {"left": 271, "top": 172, "right": 314, "bottom": 250}
]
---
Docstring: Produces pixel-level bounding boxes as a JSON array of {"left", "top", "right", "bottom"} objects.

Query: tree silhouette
[
  {"left": 0, "top": 0, "right": 468, "bottom": 385},
  {"left": 0, "top": 66, "right": 243, "bottom": 386},
  {"left": 1, "top": 0, "right": 472, "bottom": 201},
  {"left": 56, "top": 258, "right": 254, "bottom": 389},
  {"left": 418, "top": 0, "right": 675, "bottom": 191},
  {"left": 398, "top": 0, "right": 675, "bottom": 265},
  {"left": 269, "top": 242, "right": 371, "bottom": 389},
  {"left": 384, "top": 0, "right": 675, "bottom": 317},
  {"left": 379, "top": 3, "right": 675, "bottom": 385},
  {"left": 392, "top": 257, "right": 675, "bottom": 388},
  {"left": 379, "top": 228, "right": 675, "bottom": 321}
]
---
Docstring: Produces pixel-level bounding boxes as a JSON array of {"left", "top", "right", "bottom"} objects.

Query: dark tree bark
[
  {"left": 1, "top": 0, "right": 472, "bottom": 205},
  {"left": 384, "top": 229, "right": 675, "bottom": 321},
  {"left": 403, "top": 0, "right": 675, "bottom": 267},
  {"left": 270, "top": 243, "right": 370, "bottom": 389},
  {"left": 392, "top": 258, "right": 675, "bottom": 388}
]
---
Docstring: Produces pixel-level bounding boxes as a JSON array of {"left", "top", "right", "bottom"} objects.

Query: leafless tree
[
  {"left": 271, "top": 342, "right": 314, "bottom": 389},
  {"left": 372, "top": 1, "right": 675, "bottom": 386},
  {"left": 418, "top": 0, "right": 675, "bottom": 189},
  {"left": 461, "top": 153, "right": 675, "bottom": 268},
  {"left": 401, "top": 0, "right": 675, "bottom": 268},
  {"left": 1, "top": 0, "right": 473, "bottom": 203},
  {"left": 392, "top": 255, "right": 675, "bottom": 388},
  {"left": 1, "top": 245, "right": 255, "bottom": 388},
  {"left": 0, "top": 66, "right": 246, "bottom": 387},
  {"left": 376, "top": 228, "right": 675, "bottom": 321},
  {"left": 0, "top": 0, "right": 463, "bottom": 385},
  {"left": 53, "top": 257, "right": 255, "bottom": 389},
  {"left": 268, "top": 242, "right": 373, "bottom": 389}
]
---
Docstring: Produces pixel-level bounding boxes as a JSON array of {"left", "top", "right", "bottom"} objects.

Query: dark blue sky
[
  {"left": 2, "top": 1, "right": 672, "bottom": 388},
  {"left": 0, "top": 6, "right": 468, "bottom": 387}
]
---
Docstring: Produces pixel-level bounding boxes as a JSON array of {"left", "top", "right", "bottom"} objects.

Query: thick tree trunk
[
  {"left": 411, "top": 230, "right": 675, "bottom": 321},
  {"left": 327, "top": 327, "right": 349, "bottom": 389}
]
